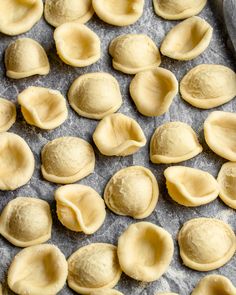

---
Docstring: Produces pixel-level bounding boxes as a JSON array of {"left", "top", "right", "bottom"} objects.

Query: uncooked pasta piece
[
  {"left": 8, "top": 244, "right": 68, "bottom": 295},
  {"left": 130, "top": 68, "right": 178, "bottom": 116},
  {"left": 68, "top": 243, "right": 122, "bottom": 294},
  {"left": 204, "top": 111, "right": 236, "bottom": 161},
  {"left": 161, "top": 16, "right": 213, "bottom": 60},
  {"left": 118, "top": 222, "right": 174, "bottom": 282},
  {"left": 0, "top": 133, "right": 35, "bottom": 191},
  {"left": 150, "top": 122, "right": 203, "bottom": 164},
  {"left": 18, "top": 86, "right": 68, "bottom": 130},
  {"left": 5, "top": 38, "right": 50, "bottom": 79},
  {"left": 90, "top": 290, "right": 124, "bottom": 295},
  {"left": 180, "top": 65, "right": 236, "bottom": 109},
  {"left": 0, "top": 98, "right": 16, "bottom": 132},
  {"left": 92, "top": 0, "right": 144, "bottom": 26},
  {"left": 164, "top": 166, "right": 219, "bottom": 207},
  {"left": 109, "top": 34, "right": 161, "bottom": 74},
  {"left": 41, "top": 137, "right": 95, "bottom": 184},
  {"left": 55, "top": 184, "right": 106, "bottom": 234},
  {"left": 44, "top": 0, "right": 94, "bottom": 27},
  {"left": 93, "top": 113, "right": 146, "bottom": 156},
  {"left": 68, "top": 73, "right": 122, "bottom": 119},
  {"left": 0, "top": 197, "right": 52, "bottom": 247},
  {"left": 54, "top": 23, "right": 100, "bottom": 67},
  {"left": 104, "top": 166, "right": 159, "bottom": 218},
  {"left": 178, "top": 218, "right": 236, "bottom": 271}
]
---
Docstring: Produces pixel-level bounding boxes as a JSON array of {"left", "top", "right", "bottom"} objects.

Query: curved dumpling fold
[
  {"left": 0, "top": 98, "right": 16, "bottom": 132},
  {"left": 91, "top": 290, "right": 124, "bottom": 295}
]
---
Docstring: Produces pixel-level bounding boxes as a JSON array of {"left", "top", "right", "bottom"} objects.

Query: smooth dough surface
[
  {"left": 41, "top": 136, "right": 95, "bottom": 184},
  {"left": 178, "top": 218, "right": 236, "bottom": 271},
  {"left": 5, "top": 38, "right": 50, "bottom": 79},
  {"left": 109, "top": 34, "right": 161, "bottom": 74},
  {"left": 90, "top": 290, "right": 124, "bottom": 295},
  {"left": 118, "top": 222, "right": 174, "bottom": 282},
  {"left": 55, "top": 184, "right": 106, "bottom": 234},
  {"left": 161, "top": 16, "right": 213, "bottom": 60},
  {"left": 93, "top": 113, "right": 146, "bottom": 156},
  {"left": 150, "top": 122, "right": 203, "bottom": 164},
  {"left": 0, "top": 98, "right": 16, "bottom": 132},
  {"left": 0, "top": 197, "right": 52, "bottom": 247},
  {"left": 104, "top": 166, "right": 159, "bottom": 218},
  {"left": 8, "top": 244, "right": 68, "bottom": 295},
  {"left": 68, "top": 72, "right": 123, "bottom": 119},
  {"left": 67, "top": 243, "right": 122, "bottom": 294},
  {"left": 130, "top": 68, "right": 178, "bottom": 117}
]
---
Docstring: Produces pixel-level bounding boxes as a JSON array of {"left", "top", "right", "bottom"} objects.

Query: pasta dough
[
  {"left": 68, "top": 72, "right": 122, "bottom": 119},
  {"left": 0, "top": 98, "right": 16, "bottom": 132},
  {"left": 0, "top": 133, "right": 35, "bottom": 191},
  {"left": 150, "top": 122, "right": 203, "bottom": 164},
  {"left": 18, "top": 86, "right": 68, "bottom": 130},
  {"left": 67, "top": 243, "right": 122, "bottom": 294},
  {"left": 130, "top": 68, "right": 178, "bottom": 116},
  {"left": 118, "top": 222, "right": 174, "bottom": 282},
  {"left": 178, "top": 218, "right": 236, "bottom": 271},
  {"left": 5, "top": 38, "right": 50, "bottom": 79},
  {"left": 93, "top": 113, "right": 146, "bottom": 156},
  {"left": 0, "top": 197, "right": 52, "bottom": 247},
  {"left": 8, "top": 244, "right": 68, "bottom": 295},
  {"left": 90, "top": 290, "right": 124, "bottom": 295},
  {"left": 109, "top": 34, "right": 161, "bottom": 74},
  {"left": 156, "top": 293, "right": 179, "bottom": 295},
  {"left": 55, "top": 184, "right": 106, "bottom": 234},
  {"left": 161, "top": 16, "right": 213, "bottom": 60},
  {"left": 104, "top": 166, "right": 159, "bottom": 218},
  {"left": 41, "top": 137, "right": 95, "bottom": 184}
]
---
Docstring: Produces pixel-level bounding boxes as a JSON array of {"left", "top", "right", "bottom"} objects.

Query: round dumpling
[{"left": 0, "top": 98, "right": 16, "bottom": 132}]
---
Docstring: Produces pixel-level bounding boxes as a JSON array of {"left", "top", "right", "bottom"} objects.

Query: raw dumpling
[
  {"left": 90, "top": 290, "right": 124, "bottom": 295},
  {"left": 130, "top": 68, "right": 178, "bottom": 116},
  {"left": 180, "top": 65, "right": 236, "bottom": 109},
  {"left": 18, "top": 86, "right": 68, "bottom": 130},
  {"left": 8, "top": 244, "right": 68, "bottom": 295},
  {"left": 67, "top": 243, "right": 122, "bottom": 294},
  {"left": 5, "top": 38, "right": 50, "bottom": 79},
  {"left": 55, "top": 184, "right": 106, "bottom": 234},
  {"left": 204, "top": 111, "right": 236, "bottom": 161},
  {"left": 161, "top": 16, "right": 213, "bottom": 60},
  {"left": 0, "top": 133, "right": 35, "bottom": 191},
  {"left": 92, "top": 0, "right": 144, "bottom": 26},
  {"left": 104, "top": 166, "right": 159, "bottom": 218},
  {"left": 68, "top": 72, "right": 122, "bottom": 119},
  {"left": 0, "top": 0, "right": 43, "bottom": 36},
  {"left": 44, "top": 0, "right": 94, "bottom": 27},
  {"left": 118, "top": 222, "right": 174, "bottom": 282},
  {"left": 41, "top": 137, "right": 95, "bottom": 184},
  {"left": 54, "top": 22, "right": 101, "bottom": 67},
  {"left": 0, "top": 197, "right": 52, "bottom": 247},
  {"left": 164, "top": 166, "right": 219, "bottom": 207},
  {"left": 178, "top": 218, "right": 236, "bottom": 271},
  {"left": 150, "top": 122, "right": 203, "bottom": 164},
  {"left": 0, "top": 98, "right": 16, "bottom": 132},
  {"left": 109, "top": 34, "right": 161, "bottom": 74},
  {"left": 93, "top": 113, "right": 146, "bottom": 156}
]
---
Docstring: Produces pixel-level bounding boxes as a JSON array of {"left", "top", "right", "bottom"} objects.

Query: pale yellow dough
[
  {"left": 178, "top": 218, "right": 236, "bottom": 271},
  {"left": 68, "top": 243, "right": 122, "bottom": 294},
  {"left": 104, "top": 166, "right": 159, "bottom": 218},
  {"left": 130, "top": 68, "right": 178, "bottom": 117},
  {"left": 54, "top": 22, "right": 101, "bottom": 67},
  {"left": 118, "top": 222, "right": 174, "bottom": 282},
  {"left": 68, "top": 72, "right": 123, "bottom": 119},
  {"left": 0, "top": 98, "right": 16, "bottom": 132},
  {"left": 180, "top": 64, "right": 236, "bottom": 109},
  {"left": 93, "top": 113, "right": 146, "bottom": 156},
  {"left": 8, "top": 244, "right": 68, "bottom": 295},
  {"left": 0, "top": 132, "right": 35, "bottom": 191},
  {"left": 92, "top": 0, "right": 144, "bottom": 26},
  {"left": 45, "top": 0, "right": 94, "bottom": 27},
  {"left": 0, "top": 197, "right": 52, "bottom": 247},
  {"left": 161, "top": 16, "right": 213, "bottom": 60},
  {"left": 41, "top": 136, "right": 95, "bottom": 184},
  {"left": 5, "top": 38, "right": 50, "bottom": 79},
  {"left": 150, "top": 122, "right": 203, "bottom": 164},
  {"left": 90, "top": 290, "right": 124, "bottom": 295},
  {"left": 109, "top": 34, "right": 161, "bottom": 74},
  {"left": 156, "top": 293, "right": 179, "bottom": 295},
  {"left": 55, "top": 184, "right": 106, "bottom": 234}
]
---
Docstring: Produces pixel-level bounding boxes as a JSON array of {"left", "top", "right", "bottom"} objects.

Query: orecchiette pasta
[
  {"left": 0, "top": 98, "right": 16, "bottom": 132},
  {"left": 90, "top": 290, "right": 124, "bottom": 295}
]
